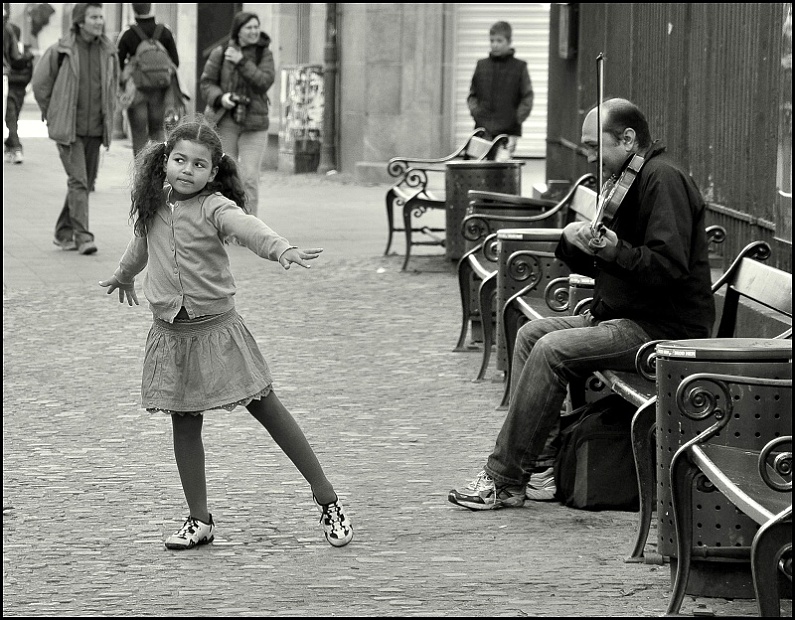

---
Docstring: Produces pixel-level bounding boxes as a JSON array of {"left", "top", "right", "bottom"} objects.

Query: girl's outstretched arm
[
  {"left": 99, "top": 276, "right": 140, "bottom": 306},
  {"left": 278, "top": 247, "right": 324, "bottom": 270}
]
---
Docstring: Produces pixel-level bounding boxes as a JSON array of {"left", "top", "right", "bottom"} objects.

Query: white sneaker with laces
[
  {"left": 448, "top": 469, "right": 526, "bottom": 510},
  {"left": 525, "top": 467, "right": 557, "bottom": 501},
  {"left": 314, "top": 495, "right": 353, "bottom": 547},
  {"left": 164, "top": 514, "right": 215, "bottom": 550}
]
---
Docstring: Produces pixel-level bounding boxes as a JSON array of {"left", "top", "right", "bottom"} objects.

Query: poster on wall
[{"left": 279, "top": 64, "right": 324, "bottom": 172}]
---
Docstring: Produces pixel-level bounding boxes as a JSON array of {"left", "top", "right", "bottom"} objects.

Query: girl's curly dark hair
[{"left": 129, "top": 114, "right": 248, "bottom": 237}]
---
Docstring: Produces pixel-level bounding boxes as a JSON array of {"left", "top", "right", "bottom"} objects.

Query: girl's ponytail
[
  {"left": 209, "top": 153, "right": 249, "bottom": 212},
  {"left": 130, "top": 141, "right": 169, "bottom": 237}
]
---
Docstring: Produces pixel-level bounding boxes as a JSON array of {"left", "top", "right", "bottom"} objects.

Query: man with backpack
[{"left": 116, "top": 3, "right": 179, "bottom": 156}]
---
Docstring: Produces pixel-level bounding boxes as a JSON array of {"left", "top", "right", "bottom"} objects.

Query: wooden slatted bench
[
  {"left": 452, "top": 174, "right": 595, "bottom": 381},
  {"left": 500, "top": 219, "right": 727, "bottom": 407},
  {"left": 384, "top": 129, "right": 508, "bottom": 271}
]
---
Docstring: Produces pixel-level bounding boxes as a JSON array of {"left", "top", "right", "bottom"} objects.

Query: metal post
[{"left": 317, "top": 3, "right": 337, "bottom": 173}]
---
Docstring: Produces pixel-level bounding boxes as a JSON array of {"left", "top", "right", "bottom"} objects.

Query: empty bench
[{"left": 384, "top": 129, "right": 508, "bottom": 271}]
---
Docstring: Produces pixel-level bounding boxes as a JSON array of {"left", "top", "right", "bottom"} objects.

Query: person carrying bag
[{"left": 200, "top": 11, "right": 274, "bottom": 218}]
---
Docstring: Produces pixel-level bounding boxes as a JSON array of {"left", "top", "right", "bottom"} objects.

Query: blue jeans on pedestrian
[
  {"left": 4, "top": 85, "right": 25, "bottom": 152},
  {"left": 127, "top": 88, "right": 167, "bottom": 157},
  {"left": 484, "top": 312, "right": 652, "bottom": 487},
  {"left": 55, "top": 136, "right": 102, "bottom": 246},
  {"left": 217, "top": 116, "right": 268, "bottom": 217}
]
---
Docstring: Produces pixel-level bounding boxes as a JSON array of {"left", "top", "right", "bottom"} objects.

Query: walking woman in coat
[{"left": 200, "top": 11, "right": 274, "bottom": 217}]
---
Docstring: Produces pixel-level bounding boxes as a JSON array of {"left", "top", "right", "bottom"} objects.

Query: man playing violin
[{"left": 448, "top": 98, "right": 715, "bottom": 511}]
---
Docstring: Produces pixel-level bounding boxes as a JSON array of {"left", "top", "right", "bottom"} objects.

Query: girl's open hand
[
  {"left": 279, "top": 247, "right": 323, "bottom": 270},
  {"left": 99, "top": 276, "right": 139, "bottom": 306}
]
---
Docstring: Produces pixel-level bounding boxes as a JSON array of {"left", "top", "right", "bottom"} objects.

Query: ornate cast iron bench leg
[
  {"left": 626, "top": 397, "right": 659, "bottom": 563},
  {"left": 454, "top": 251, "right": 479, "bottom": 352},
  {"left": 475, "top": 272, "right": 498, "bottom": 381},
  {"left": 401, "top": 199, "right": 415, "bottom": 271},
  {"left": 385, "top": 186, "right": 397, "bottom": 255},
  {"left": 752, "top": 515, "right": 792, "bottom": 617},
  {"left": 666, "top": 450, "right": 701, "bottom": 616}
]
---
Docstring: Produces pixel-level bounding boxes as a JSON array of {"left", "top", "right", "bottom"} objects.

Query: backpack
[
  {"left": 127, "top": 23, "right": 174, "bottom": 91},
  {"left": 8, "top": 48, "right": 34, "bottom": 87},
  {"left": 553, "top": 394, "right": 640, "bottom": 511}
]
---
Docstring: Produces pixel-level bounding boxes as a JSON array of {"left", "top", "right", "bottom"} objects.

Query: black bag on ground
[{"left": 554, "top": 394, "right": 640, "bottom": 511}]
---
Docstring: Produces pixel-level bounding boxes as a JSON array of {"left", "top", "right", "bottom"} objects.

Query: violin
[
  {"left": 589, "top": 51, "right": 645, "bottom": 249},
  {"left": 590, "top": 152, "right": 646, "bottom": 247}
]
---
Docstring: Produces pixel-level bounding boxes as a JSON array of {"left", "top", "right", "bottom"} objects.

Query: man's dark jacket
[
  {"left": 117, "top": 16, "right": 179, "bottom": 77},
  {"left": 556, "top": 141, "right": 715, "bottom": 341}
]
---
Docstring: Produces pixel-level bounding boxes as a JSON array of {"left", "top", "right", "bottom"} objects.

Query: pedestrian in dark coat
[
  {"left": 116, "top": 2, "right": 180, "bottom": 156},
  {"left": 200, "top": 11, "right": 274, "bottom": 217},
  {"left": 467, "top": 21, "right": 534, "bottom": 160}
]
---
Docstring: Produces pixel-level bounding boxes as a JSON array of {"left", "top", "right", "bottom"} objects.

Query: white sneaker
[
  {"left": 314, "top": 495, "right": 353, "bottom": 547},
  {"left": 164, "top": 514, "right": 215, "bottom": 550},
  {"left": 525, "top": 467, "right": 557, "bottom": 501},
  {"left": 448, "top": 470, "right": 526, "bottom": 510}
]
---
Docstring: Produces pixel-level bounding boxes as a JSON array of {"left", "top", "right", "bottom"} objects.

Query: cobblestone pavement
[{"left": 4, "top": 116, "right": 788, "bottom": 617}]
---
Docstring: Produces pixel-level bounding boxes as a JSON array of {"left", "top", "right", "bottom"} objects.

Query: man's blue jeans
[
  {"left": 485, "top": 312, "right": 651, "bottom": 486},
  {"left": 127, "top": 87, "right": 167, "bottom": 156}
]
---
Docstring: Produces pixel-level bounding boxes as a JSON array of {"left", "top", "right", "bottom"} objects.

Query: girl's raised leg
[{"left": 246, "top": 391, "right": 336, "bottom": 505}]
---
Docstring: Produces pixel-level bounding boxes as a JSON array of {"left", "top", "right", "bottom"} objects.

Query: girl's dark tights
[{"left": 171, "top": 391, "right": 336, "bottom": 522}]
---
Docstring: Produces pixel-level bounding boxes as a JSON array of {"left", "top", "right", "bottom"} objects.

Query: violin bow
[{"left": 593, "top": 52, "right": 606, "bottom": 234}]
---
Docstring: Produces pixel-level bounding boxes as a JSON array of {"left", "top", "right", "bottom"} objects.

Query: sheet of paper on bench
[{"left": 498, "top": 185, "right": 599, "bottom": 241}]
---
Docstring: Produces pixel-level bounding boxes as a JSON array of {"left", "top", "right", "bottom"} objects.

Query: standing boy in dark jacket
[
  {"left": 117, "top": 3, "right": 179, "bottom": 156},
  {"left": 467, "top": 21, "right": 534, "bottom": 160}
]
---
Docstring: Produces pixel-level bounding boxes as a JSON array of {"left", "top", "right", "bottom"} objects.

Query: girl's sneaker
[
  {"left": 164, "top": 514, "right": 215, "bottom": 550},
  {"left": 313, "top": 495, "right": 353, "bottom": 547}
]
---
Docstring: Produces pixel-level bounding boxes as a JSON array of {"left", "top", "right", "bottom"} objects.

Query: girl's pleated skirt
[{"left": 142, "top": 308, "right": 272, "bottom": 415}]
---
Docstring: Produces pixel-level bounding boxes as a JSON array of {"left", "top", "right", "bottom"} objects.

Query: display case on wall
[{"left": 278, "top": 64, "right": 324, "bottom": 174}]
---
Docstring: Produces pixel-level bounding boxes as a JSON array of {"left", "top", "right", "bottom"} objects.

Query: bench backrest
[
  {"left": 463, "top": 135, "right": 504, "bottom": 160},
  {"left": 713, "top": 245, "right": 793, "bottom": 338},
  {"left": 568, "top": 185, "right": 598, "bottom": 223}
]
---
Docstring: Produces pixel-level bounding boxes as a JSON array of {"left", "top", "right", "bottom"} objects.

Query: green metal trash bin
[
  {"left": 655, "top": 338, "right": 793, "bottom": 598},
  {"left": 445, "top": 161, "right": 523, "bottom": 261}
]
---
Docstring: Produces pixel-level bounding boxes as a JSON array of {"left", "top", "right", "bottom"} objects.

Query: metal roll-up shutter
[{"left": 454, "top": 3, "right": 550, "bottom": 158}]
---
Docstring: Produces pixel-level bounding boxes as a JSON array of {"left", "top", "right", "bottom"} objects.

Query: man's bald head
[{"left": 584, "top": 98, "right": 652, "bottom": 149}]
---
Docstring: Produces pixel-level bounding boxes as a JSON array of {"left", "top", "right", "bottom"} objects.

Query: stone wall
[{"left": 339, "top": 4, "right": 449, "bottom": 183}]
